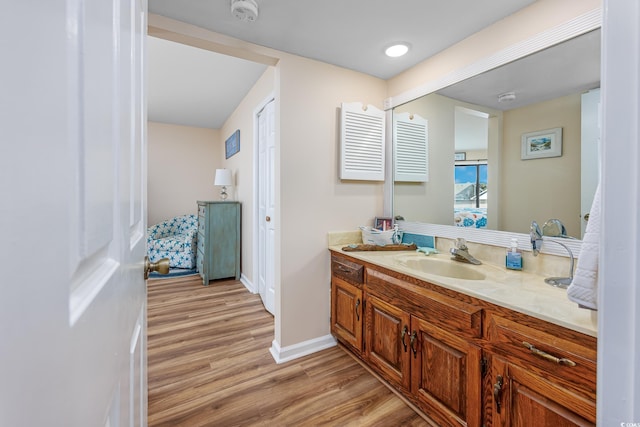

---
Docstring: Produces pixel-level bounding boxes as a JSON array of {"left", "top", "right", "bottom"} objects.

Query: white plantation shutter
[
  {"left": 394, "top": 112, "right": 428, "bottom": 182},
  {"left": 340, "top": 102, "right": 385, "bottom": 180}
]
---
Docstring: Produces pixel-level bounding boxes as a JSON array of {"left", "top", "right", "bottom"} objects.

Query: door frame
[{"left": 598, "top": 0, "right": 640, "bottom": 422}]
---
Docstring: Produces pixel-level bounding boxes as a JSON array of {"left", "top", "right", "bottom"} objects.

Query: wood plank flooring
[{"left": 147, "top": 275, "right": 429, "bottom": 427}]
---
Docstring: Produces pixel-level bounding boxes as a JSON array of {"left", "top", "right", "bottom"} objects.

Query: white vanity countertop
[{"left": 329, "top": 243, "right": 597, "bottom": 338}]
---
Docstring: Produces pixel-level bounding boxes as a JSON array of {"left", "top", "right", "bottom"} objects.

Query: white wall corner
[
  {"left": 269, "top": 335, "right": 337, "bottom": 364},
  {"left": 240, "top": 273, "right": 257, "bottom": 294}
]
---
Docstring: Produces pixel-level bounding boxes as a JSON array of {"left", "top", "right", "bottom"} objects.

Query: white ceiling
[
  {"left": 146, "top": 0, "right": 601, "bottom": 130},
  {"left": 148, "top": 0, "right": 536, "bottom": 80},
  {"left": 437, "top": 29, "right": 601, "bottom": 112},
  {"left": 147, "top": 36, "right": 267, "bottom": 129},
  {"left": 444, "top": 28, "right": 601, "bottom": 151}
]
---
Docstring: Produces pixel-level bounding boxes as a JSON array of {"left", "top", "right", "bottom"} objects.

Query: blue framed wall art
[{"left": 225, "top": 129, "right": 240, "bottom": 159}]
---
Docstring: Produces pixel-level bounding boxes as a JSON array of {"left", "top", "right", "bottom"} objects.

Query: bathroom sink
[{"left": 399, "top": 257, "right": 486, "bottom": 281}]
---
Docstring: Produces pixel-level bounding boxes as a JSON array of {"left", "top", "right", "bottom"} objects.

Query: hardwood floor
[{"left": 147, "top": 275, "right": 429, "bottom": 427}]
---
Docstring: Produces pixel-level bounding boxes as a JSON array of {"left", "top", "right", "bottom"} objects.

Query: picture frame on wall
[
  {"left": 374, "top": 217, "right": 393, "bottom": 231},
  {"left": 521, "top": 127, "right": 562, "bottom": 160},
  {"left": 225, "top": 129, "right": 240, "bottom": 159}
]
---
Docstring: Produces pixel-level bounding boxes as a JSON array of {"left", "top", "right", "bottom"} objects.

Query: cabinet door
[
  {"left": 490, "top": 355, "right": 595, "bottom": 427},
  {"left": 410, "top": 315, "right": 482, "bottom": 427},
  {"left": 364, "top": 294, "right": 411, "bottom": 390},
  {"left": 331, "top": 277, "right": 363, "bottom": 353}
]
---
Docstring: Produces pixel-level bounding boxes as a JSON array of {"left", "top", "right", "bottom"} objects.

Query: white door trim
[{"left": 598, "top": 0, "right": 640, "bottom": 423}]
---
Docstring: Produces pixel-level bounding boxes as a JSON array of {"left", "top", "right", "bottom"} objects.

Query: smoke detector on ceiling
[
  {"left": 231, "top": 0, "right": 258, "bottom": 22},
  {"left": 498, "top": 91, "right": 516, "bottom": 103}
]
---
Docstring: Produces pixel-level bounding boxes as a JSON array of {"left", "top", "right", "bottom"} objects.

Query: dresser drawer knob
[{"left": 522, "top": 341, "right": 576, "bottom": 367}]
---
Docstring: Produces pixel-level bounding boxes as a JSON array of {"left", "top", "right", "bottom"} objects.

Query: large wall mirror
[{"left": 392, "top": 28, "right": 600, "bottom": 243}]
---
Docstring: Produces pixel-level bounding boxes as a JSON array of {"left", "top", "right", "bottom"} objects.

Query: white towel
[{"left": 567, "top": 183, "right": 601, "bottom": 310}]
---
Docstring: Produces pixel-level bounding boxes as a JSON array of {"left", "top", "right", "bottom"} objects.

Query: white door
[
  {"left": 0, "top": 1, "right": 148, "bottom": 426},
  {"left": 258, "top": 99, "right": 276, "bottom": 315},
  {"left": 580, "top": 88, "right": 600, "bottom": 238}
]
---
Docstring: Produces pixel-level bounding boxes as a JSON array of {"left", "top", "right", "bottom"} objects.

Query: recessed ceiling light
[{"left": 385, "top": 43, "right": 409, "bottom": 58}]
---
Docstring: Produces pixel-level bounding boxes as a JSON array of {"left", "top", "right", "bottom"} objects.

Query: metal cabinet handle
[
  {"left": 355, "top": 299, "right": 360, "bottom": 321},
  {"left": 409, "top": 331, "right": 418, "bottom": 358},
  {"left": 401, "top": 325, "right": 408, "bottom": 352},
  {"left": 522, "top": 341, "right": 576, "bottom": 367},
  {"left": 493, "top": 375, "right": 504, "bottom": 414}
]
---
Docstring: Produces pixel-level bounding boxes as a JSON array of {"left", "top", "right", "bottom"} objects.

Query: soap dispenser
[{"left": 506, "top": 238, "right": 523, "bottom": 270}]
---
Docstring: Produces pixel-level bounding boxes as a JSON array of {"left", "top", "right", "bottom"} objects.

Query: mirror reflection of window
[
  {"left": 454, "top": 163, "right": 488, "bottom": 228},
  {"left": 392, "top": 29, "right": 600, "bottom": 238},
  {"left": 453, "top": 105, "right": 489, "bottom": 229}
]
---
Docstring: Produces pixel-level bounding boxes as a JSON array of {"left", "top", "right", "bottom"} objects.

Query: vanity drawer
[
  {"left": 485, "top": 312, "right": 596, "bottom": 397},
  {"left": 367, "top": 269, "right": 482, "bottom": 338},
  {"left": 331, "top": 256, "right": 364, "bottom": 285}
]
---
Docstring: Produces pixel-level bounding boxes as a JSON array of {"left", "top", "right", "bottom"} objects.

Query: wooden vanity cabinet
[
  {"left": 410, "top": 315, "right": 483, "bottom": 427},
  {"left": 484, "top": 313, "right": 596, "bottom": 426},
  {"left": 366, "top": 268, "right": 483, "bottom": 427},
  {"left": 488, "top": 355, "right": 594, "bottom": 427},
  {"left": 364, "top": 293, "right": 411, "bottom": 390},
  {"left": 331, "top": 277, "right": 363, "bottom": 354},
  {"left": 330, "top": 256, "right": 364, "bottom": 354},
  {"left": 328, "top": 252, "right": 597, "bottom": 426}
]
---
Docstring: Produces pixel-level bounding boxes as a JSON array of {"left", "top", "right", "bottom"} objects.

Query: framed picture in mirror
[
  {"left": 374, "top": 217, "right": 393, "bottom": 231},
  {"left": 454, "top": 152, "right": 466, "bottom": 161},
  {"left": 521, "top": 127, "right": 562, "bottom": 160}
]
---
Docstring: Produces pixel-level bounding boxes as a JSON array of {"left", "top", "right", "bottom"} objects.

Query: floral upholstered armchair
[{"left": 147, "top": 214, "right": 198, "bottom": 269}]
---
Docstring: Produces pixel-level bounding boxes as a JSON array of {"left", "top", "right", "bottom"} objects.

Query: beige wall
[
  {"left": 389, "top": 0, "right": 599, "bottom": 239},
  {"left": 277, "top": 54, "right": 387, "bottom": 346},
  {"left": 148, "top": 14, "right": 387, "bottom": 348},
  {"left": 387, "top": 0, "right": 601, "bottom": 99},
  {"left": 219, "top": 67, "right": 276, "bottom": 285},
  {"left": 148, "top": 0, "right": 598, "bottom": 354},
  {"left": 147, "top": 121, "right": 220, "bottom": 226},
  {"left": 393, "top": 94, "right": 500, "bottom": 225},
  {"left": 394, "top": 94, "right": 456, "bottom": 224},
  {"left": 500, "top": 93, "right": 582, "bottom": 236},
  {"left": 393, "top": 92, "right": 581, "bottom": 237}
]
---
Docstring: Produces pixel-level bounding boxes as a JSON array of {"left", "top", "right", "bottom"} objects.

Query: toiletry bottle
[{"left": 506, "top": 238, "right": 523, "bottom": 270}]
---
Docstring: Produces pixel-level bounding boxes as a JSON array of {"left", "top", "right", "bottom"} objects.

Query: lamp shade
[{"left": 214, "top": 169, "right": 233, "bottom": 186}]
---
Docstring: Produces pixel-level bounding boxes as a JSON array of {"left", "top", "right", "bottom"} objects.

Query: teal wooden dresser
[{"left": 196, "top": 201, "right": 241, "bottom": 285}]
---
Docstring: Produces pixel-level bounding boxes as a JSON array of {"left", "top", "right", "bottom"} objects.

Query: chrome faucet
[
  {"left": 450, "top": 238, "right": 482, "bottom": 265},
  {"left": 531, "top": 220, "right": 575, "bottom": 288}
]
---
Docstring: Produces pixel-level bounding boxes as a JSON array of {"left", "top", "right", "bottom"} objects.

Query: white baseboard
[
  {"left": 240, "top": 273, "right": 257, "bottom": 294},
  {"left": 269, "top": 334, "right": 337, "bottom": 364}
]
